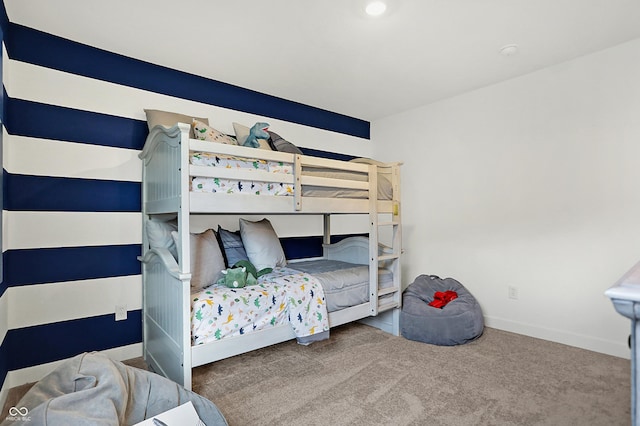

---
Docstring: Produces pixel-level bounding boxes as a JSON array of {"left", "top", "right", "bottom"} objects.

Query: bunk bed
[{"left": 138, "top": 122, "right": 403, "bottom": 390}]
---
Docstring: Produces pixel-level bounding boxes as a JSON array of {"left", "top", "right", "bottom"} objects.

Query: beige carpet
[
  {"left": 192, "top": 324, "right": 631, "bottom": 426},
  {"left": 3, "top": 324, "right": 631, "bottom": 425}
]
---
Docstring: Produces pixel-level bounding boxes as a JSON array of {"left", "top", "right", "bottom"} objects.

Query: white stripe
[
  {"left": 2, "top": 211, "right": 359, "bottom": 250},
  {"left": 4, "top": 133, "right": 142, "bottom": 181},
  {"left": 5, "top": 343, "right": 142, "bottom": 388},
  {"left": 5, "top": 212, "right": 141, "bottom": 250},
  {"left": 6, "top": 59, "right": 372, "bottom": 156},
  {"left": 2, "top": 211, "right": 6, "bottom": 257},
  {"left": 188, "top": 214, "right": 369, "bottom": 238},
  {"left": 8, "top": 276, "right": 142, "bottom": 329},
  {"left": 6, "top": 58, "right": 161, "bottom": 122},
  {"left": 0, "top": 291, "right": 7, "bottom": 346},
  {"left": 2, "top": 44, "right": 12, "bottom": 93}
]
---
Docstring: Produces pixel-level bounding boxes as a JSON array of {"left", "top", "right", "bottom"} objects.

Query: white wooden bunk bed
[{"left": 139, "top": 122, "right": 403, "bottom": 390}]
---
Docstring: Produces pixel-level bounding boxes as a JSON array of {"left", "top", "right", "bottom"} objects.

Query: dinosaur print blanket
[{"left": 190, "top": 267, "right": 329, "bottom": 346}]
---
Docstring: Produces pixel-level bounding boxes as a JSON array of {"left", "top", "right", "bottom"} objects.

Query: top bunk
[{"left": 139, "top": 121, "right": 402, "bottom": 215}]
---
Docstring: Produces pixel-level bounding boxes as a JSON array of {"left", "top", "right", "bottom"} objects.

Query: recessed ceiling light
[
  {"left": 365, "top": 1, "right": 387, "bottom": 16},
  {"left": 500, "top": 44, "right": 519, "bottom": 57}
]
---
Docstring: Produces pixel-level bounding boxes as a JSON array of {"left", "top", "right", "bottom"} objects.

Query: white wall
[{"left": 373, "top": 37, "right": 640, "bottom": 358}]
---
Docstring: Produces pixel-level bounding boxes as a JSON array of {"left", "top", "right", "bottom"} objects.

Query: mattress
[
  {"left": 189, "top": 152, "right": 392, "bottom": 199},
  {"left": 191, "top": 153, "right": 294, "bottom": 196},
  {"left": 302, "top": 168, "right": 393, "bottom": 200},
  {"left": 288, "top": 259, "right": 394, "bottom": 312}
]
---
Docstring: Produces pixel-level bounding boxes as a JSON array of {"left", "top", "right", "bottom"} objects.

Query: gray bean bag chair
[
  {"left": 0, "top": 352, "right": 227, "bottom": 426},
  {"left": 400, "top": 275, "right": 484, "bottom": 346}
]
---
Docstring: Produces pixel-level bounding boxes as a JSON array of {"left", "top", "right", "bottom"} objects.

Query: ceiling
[{"left": 6, "top": 0, "right": 640, "bottom": 121}]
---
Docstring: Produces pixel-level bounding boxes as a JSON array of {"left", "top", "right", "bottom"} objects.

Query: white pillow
[
  {"left": 143, "top": 109, "right": 208, "bottom": 138},
  {"left": 233, "top": 122, "right": 272, "bottom": 150},
  {"left": 192, "top": 120, "right": 237, "bottom": 145},
  {"left": 239, "top": 218, "right": 286, "bottom": 270},
  {"left": 146, "top": 217, "right": 178, "bottom": 259},
  {"left": 172, "top": 229, "right": 226, "bottom": 290}
]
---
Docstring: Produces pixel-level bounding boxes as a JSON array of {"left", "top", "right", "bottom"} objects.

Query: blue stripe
[
  {"left": 5, "top": 23, "right": 370, "bottom": 140},
  {"left": 5, "top": 311, "right": 142, "bottom": 370},
  {"left": 4, "top": 173, "right": 140, "bottom": 212},
  {"left": 4, "top": 97, "right": 366, "bottom": 157},
  {"left": 299, "top": 147, "right": 356, "bottom": 162},
  {"left": 3, "top": 237, "right": 361, "bottom": 287},
  {"left": 5, "top": 96, "right": 148, "bottom": 150},
  {"left": 4, "top": 244, "right": 141, "bottom": 287}
]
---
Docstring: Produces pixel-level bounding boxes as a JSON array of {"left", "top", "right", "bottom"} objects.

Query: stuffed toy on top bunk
[{"left": 242, "top": 122, "right": 270, "bottom": 148}]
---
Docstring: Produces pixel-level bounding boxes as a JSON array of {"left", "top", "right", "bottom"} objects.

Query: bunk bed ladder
[
  {"left": 366, "top": 164, "right": 402, "bottom": 334},
  {"left": 377, "top": 215, "right": 402, "bottom": 309},
  {"left": 369, "top": 166, "right": 402, "bottom": 318}
]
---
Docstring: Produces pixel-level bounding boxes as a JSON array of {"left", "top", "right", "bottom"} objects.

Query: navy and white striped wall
[
  {"left": 0, "top": 10, "right": 6, "bottom": 395},
  {"left": 0, "top": 1, "right": 371, "bottom": 393}
]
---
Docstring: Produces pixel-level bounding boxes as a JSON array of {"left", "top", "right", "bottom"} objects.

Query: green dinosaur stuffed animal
[
  {"left": 219, "top": 266, "right": 249, "bottom": 288},
  {"left": 218, "top": 260, "right": 273, "bottom": 288}
]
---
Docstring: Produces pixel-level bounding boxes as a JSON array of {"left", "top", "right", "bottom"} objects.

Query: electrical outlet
[
  {"left": 115, "top": 304, "right": 127, "bottom": 321},
  {"left": 508, "top": 286, "right": 518, "bottom": 300}
]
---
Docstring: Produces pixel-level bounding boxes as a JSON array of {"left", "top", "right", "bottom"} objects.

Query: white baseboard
[
  {"left": 485, "top": 315, "right": 630, "bottom": 360},
  {"left": 4, "top": 343, "right": 142, "bottom": 391}
]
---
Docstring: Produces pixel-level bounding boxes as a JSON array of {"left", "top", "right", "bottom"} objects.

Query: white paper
[{"left": 133, "top": 401, "right": 204, "bottom": 426}]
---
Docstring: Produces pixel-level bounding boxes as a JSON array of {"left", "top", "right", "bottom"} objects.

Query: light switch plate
[{"left": 115, "top": 304, "right": 127, "bottom": 321}]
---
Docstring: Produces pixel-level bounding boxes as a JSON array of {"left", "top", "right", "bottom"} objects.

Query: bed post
[
  {"left": 140, "top": 128, "right": 150, "bottom": 374},
  {"left": 322, "top": 214, "right": 331, "bottom": 258},
  {"left": 177, "top": 123, "right": 193, "bottom": 389},
  {"left": 294, "top": 154, "right": 302, "bottom": 211},
  {"left": 139, "top": 123, "right": 194, "bottom": 390},
  {"left": 368, "top": 165, "right": 379, "bottom": 317}
]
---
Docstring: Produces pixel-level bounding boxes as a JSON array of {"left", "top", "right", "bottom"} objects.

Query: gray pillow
[
  {"left": 239, "top": 218, "right": 287, "bottom": 270},
  {"left": 172, "top": 229, "right": 226, "bottom": 290},
  {"left": 267, "top": 131, "right": 303, "bottom": 154},
  {"left": 217, "top": 226, "right": 249, "bottom": 267},
  {"left": 146, "top": 217, "right": 178, "bottom": 260}
]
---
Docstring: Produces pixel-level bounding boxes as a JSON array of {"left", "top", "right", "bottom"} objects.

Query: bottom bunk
[{"left": 140, "top": 232, "right": 401, "bottom": 390}]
